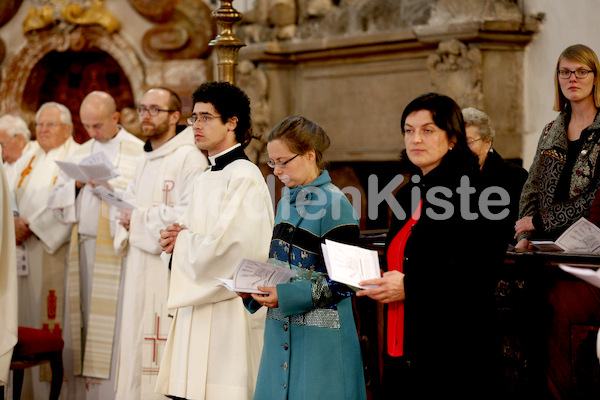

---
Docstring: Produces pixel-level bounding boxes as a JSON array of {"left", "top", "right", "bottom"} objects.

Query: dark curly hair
[{"left": 192, "top": 81, "right": 254, "bottom": 147}]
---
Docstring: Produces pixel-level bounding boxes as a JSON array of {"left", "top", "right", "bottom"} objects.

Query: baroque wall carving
[
  {"left": 239, "top": 0, "right": 433, "bottom": 42},
  {"left": 24, "top": 0, "right": 120, "bottom": 34},
  {"left": 0, "top": 26, "right": 144, "bottom": 129},
  {"left": 239, "top": 0, "right": 531, "bottom": 44},
  {"left": 129, "top": 0, "right": 216, "bottom": 60},
  {"left": 427, "top": 39, "right": 483, "bottom": 109},
  {"left": 238, "top": 0, "right": 539, "bottom": 162}
]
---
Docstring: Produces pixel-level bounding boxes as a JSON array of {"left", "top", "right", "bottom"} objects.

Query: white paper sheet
[
  {"left": 55, "top": 151, "right": 120, "bottom": 183},
  {"left": 321, "top": 239, "right": 380, "bottom": 289},
  {"left": 532, "top": 217, "right": 600, "bottom": 254},
  {"left": 559, "top": 264, "right": 600, "bottom": 289},
  {"left": 91, "top": 186, "right": 136, "bottom": 210},
  {"left": 216, "top": 258, "right": 297, "bottom": 294}
]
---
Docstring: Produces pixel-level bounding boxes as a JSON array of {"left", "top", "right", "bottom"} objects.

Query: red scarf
[{"left": 386, "top": 199, "right": 422, "bottom": 357}]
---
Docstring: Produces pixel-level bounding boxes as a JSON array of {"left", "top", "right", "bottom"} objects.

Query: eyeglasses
[
  {"left": 187, "top": 114, "right": 221, "bottom": 126},
  {"left": 35, "top": 121, "right": 63, "bottom": 129},
  {"left": 557, "top": 69, "right": 595, "bottom": 79},
  {"left": 267, "top": 154, "right": 299, "bottom": 169},
  {"left": 466, "top": 138, "right": 483, "bottom": 146},
  {"left": 135, "top": 106, "right": 176, "bottom": 116}
]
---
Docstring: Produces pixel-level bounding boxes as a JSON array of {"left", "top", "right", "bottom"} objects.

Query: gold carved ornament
[{"left": 23, "top": 0, "right": 120, "bottom": 34}]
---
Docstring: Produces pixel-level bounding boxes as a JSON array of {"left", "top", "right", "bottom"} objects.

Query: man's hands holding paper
[
  {"left": 89, "top": 179, "right": 114, "bottom": 193},
  {"left": 159, "top": 223, "right": 187, "bottom": 254},
  {"left": 356, "top": 270, "right": 406, "bottom": 303},
  {"left": 77, "top": 178, "right": 114, "bottom": 193}
]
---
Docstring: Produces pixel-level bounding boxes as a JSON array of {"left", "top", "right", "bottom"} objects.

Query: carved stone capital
[{"left": 427, "top": 39, "right": 483, "bottom": 108}]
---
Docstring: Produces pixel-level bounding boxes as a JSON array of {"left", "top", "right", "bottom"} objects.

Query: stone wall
[{"left": 237, "top": 0, "right": 541, "bottom": 163}]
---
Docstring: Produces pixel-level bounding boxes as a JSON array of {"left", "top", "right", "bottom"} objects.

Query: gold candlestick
[{"left": 209, "top": 0, "right": 245, "bottom": 85}]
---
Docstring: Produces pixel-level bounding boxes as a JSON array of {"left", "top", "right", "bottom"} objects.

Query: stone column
[{"left": 209, "top": 0, "right": 245, "bottom": 85}]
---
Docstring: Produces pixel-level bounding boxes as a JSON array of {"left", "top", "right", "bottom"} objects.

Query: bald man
[{"left": 48, "top": 91, "right": 144, "bottom": 400}]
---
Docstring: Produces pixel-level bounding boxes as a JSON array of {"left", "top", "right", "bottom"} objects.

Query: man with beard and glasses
[{"left": 113, "top": 87, "right": 208, "bottom": 400}]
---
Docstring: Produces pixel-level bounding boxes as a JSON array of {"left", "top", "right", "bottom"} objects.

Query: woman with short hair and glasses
[
  {"left": 462, "top": 107, "right": 528, "bottom": 245},
  {"left": 516, "top": 44, "right": 600, "bottom": 247},
  {"left": 240, "top": 116, "right": 367, "bottom": 400}
]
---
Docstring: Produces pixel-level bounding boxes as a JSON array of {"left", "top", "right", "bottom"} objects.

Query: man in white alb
[
  {"left": 0, "top": 161, "right": 17, "bottom": 393},
  {"left": 0, "top": 114, "right": 38, "bottom": 184},
  {"left": 113, "top": 87, "right": 208, "bottom": 400},
  {"left": 157, "top": 81, "right": 273, "bottom": 400},
  {"left": 48, "top": 91, "right": 144, "bottom": 399},
  {"left": 10, "top": 102, "right": 79, "bottom": 399}
]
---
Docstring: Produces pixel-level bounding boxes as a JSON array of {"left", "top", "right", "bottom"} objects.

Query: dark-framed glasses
[
  {"left": 267, "top": 154, "right": 299, "bottom": 169},
  {"left": 557, "top": 69, "right": 595, "bottom": 79},
  {"left": 135, "top": 106, "right": 176, "bottom": 116},
  {"left": 187, "top": 114, "right": 221, "bottom": 126}
]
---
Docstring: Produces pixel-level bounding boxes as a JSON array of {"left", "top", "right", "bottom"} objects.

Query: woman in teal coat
[{"left": 242, "top": 116, "right": 367, "bottom": 400}]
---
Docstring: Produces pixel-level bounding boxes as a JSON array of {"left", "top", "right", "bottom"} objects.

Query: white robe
[
  {"left": 114, "top": 127, "right": 208, "bottom": 400},
  {"left": 10, "top": 137, "right": 80, "bottom": 400},
  {"left": 3, "top": 140, "right": 40, "bottom": 187},
  {"left": 47, "top": 128, "right": 144, "bottom": 400},
  {"left": 0, "top": 162, "right": 17, "bottom": 387},
  {"left": 156, "top": 149, "right": 274, "bottom": 400}
]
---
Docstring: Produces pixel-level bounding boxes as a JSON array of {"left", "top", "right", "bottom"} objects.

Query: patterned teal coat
[{"left": 246, "top": 171, "right": 367, "bottom": 400}]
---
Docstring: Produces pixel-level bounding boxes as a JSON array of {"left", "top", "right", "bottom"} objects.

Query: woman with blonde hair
[{"left": 516, "top": 44, "right": 600, "bottom": 247}]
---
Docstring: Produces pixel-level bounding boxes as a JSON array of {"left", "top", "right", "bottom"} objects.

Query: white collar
[{"left": 208, "top": 143, "right": 241, "bottom": 165}]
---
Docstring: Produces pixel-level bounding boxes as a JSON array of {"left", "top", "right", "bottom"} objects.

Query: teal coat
[{"left": 246, "top": 171, "right": 367, "bottom": 400}]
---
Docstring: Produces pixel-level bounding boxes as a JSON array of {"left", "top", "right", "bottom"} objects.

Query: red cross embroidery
[{"left": 144, "top": 316, "right": 167, "bottom": 363}]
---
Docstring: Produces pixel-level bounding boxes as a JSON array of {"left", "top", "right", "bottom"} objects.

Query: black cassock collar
[{"left": 210, "top": 145, "right": 249, "bottom": 171}]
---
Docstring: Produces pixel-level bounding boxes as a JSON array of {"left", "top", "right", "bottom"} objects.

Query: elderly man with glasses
[
  {"left": 0, "top": 114, "right": 38, "bottom": 184},
  {"left": 8, "top": 102, "right": 80, "bottom": 398}
]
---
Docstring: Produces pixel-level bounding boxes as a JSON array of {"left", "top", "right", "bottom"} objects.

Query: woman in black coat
[
  {"left": 463, "top": 107, "right": 529, "bottom": 246},
  {"left": 358, "top": 93, "right": 508, "bottom": 399}
]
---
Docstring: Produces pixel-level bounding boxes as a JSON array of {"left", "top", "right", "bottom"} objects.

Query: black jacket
[
  {"left": 481, "top": 149, "right": 529, "bottom": 244},
  {"left": 383, "top": 150, "right": 507, "bottom": 397}
]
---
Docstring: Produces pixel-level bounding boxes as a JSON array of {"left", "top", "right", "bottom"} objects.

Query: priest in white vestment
[
  {"left": 47, "top": 92, "right": 144, "bottom": 400},
  {"left": 157, "top": 81, "right": 273, "bottom": 400},
  {"left": 0, "top": 162, "right": 18, "bottom": 394},
  {"left": 113, "top": 88, "right": 208, "bottom": 400},
  {"left": 0, "top": 114, "right": 38, "bottom": 185},
  {"left": 10, "top": 102, "right": 80, "bottom": 400}
]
